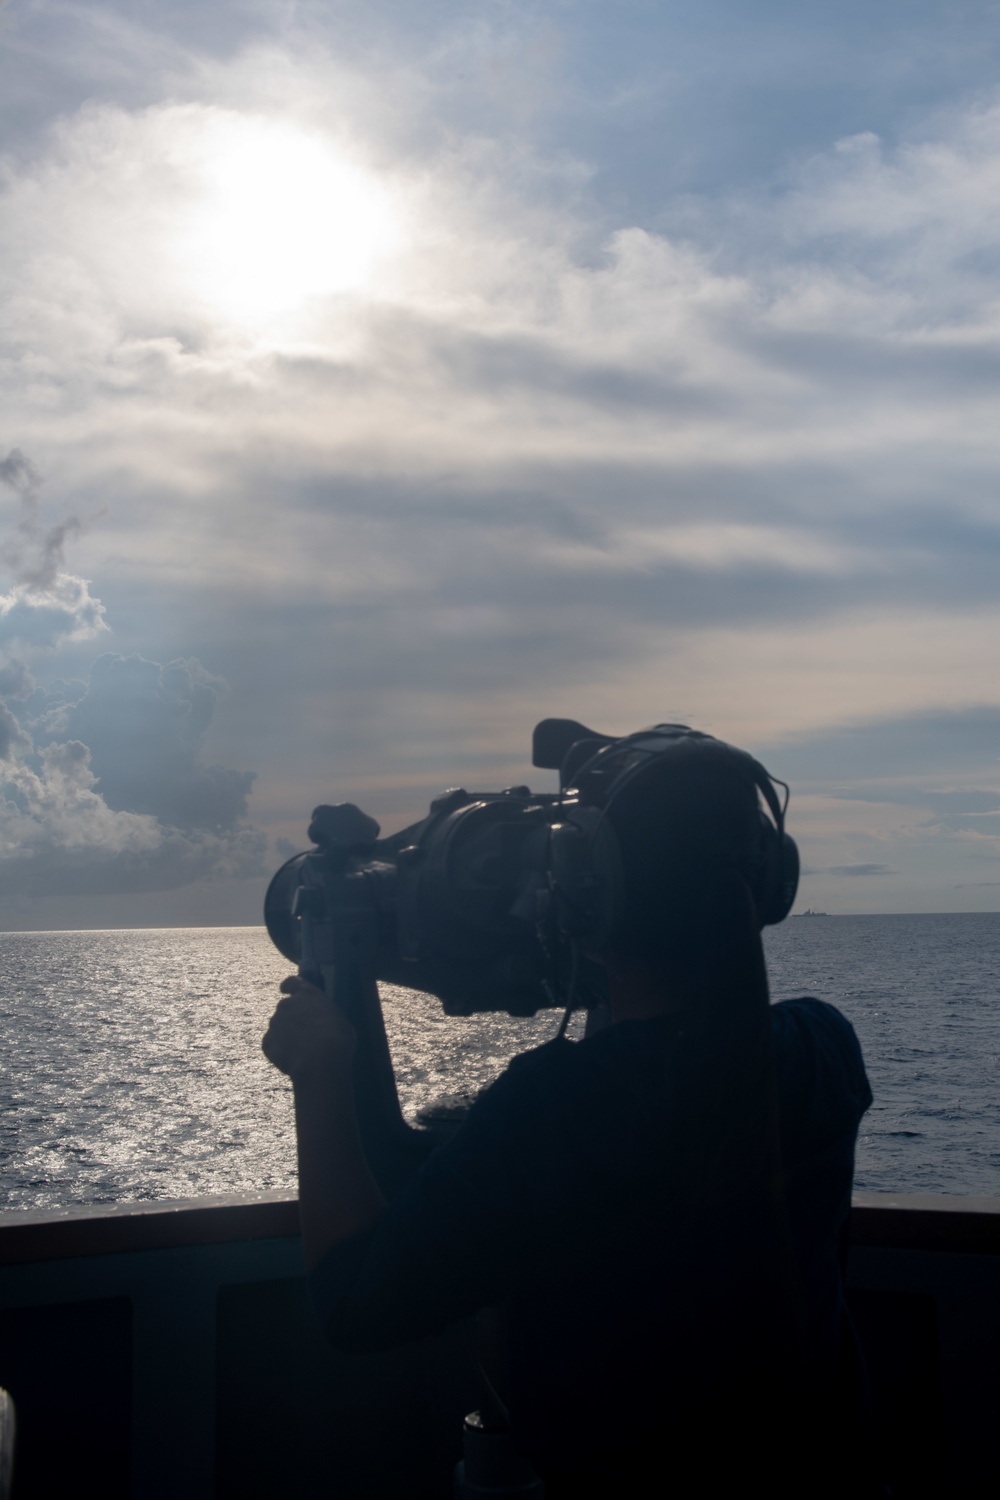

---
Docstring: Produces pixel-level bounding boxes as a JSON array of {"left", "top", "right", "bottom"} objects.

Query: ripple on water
[{"left": 0, "top": 915, "right": 999, "bottom": 1207}]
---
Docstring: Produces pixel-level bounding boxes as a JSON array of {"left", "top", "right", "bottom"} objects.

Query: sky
[{"left": 1, "top": 0, "right": 1000, "bottom": 925}]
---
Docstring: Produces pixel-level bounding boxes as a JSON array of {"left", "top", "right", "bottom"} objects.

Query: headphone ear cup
[{"left": 751, "top": 817, "right": 800, "bottom": 926}]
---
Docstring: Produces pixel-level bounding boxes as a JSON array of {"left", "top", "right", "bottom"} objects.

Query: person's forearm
[{"left": 292, "top": 1071, "right": 386, "bottom": 1270}]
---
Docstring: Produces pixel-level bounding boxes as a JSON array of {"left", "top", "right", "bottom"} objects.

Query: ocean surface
[{"left": 1, "top": 914, "right": 998, "bottom": 1210}]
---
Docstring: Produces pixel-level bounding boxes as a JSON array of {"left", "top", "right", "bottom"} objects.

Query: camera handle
[{"left": 292, "top": 865, "right": 426, "bottom": 1196}]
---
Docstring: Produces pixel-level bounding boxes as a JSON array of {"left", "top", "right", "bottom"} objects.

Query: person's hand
[{"left": 262, "top": 975, "right": 357, "bottom": 1084}]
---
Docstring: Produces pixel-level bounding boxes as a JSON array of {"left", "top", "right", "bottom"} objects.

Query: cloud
[
  {"left": 0, "top": 736, "right": 264, "bottom": 897},
  {"left": 1, "top": 445, "right": 82, "bottom": 589},
  {"left": 0, "top": 454, "right": 264, "bottom": 897},
  {"left": 3, "top": 12, "right": 1000, "bottom": 917},
  {"left": 0, "top": 448, "right": 106, "bottom": 650},
  {"left": 766, "top": 706, "right": 1000, "bottom": 787},
  {"left": 0, "top": 658, "right": 33, "bottom": 699},
  {"left": 0, "top": 575, "right": 106, "bottom": 651},
  {"left": 53, "top": 653, "right": 255, "bottom": 831},
  {"left": 0, "top": 699, "right": 28, "bottom": 760},
  {"left": 0, "top": 448, "right": 40, "bottom": 495},
  {"left": 755, "top": 703, "right": 1000, "bottom": 912},
  {"left": 826, "top": 785, "right": 1000, "bottom": 836},
  {"left": 0, "top": 657, "right": 266, "bottom": 896}
]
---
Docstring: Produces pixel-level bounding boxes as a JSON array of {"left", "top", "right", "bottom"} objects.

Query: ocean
[{"left": 1, "top": 913, "right": 998, "bottom": 1210}]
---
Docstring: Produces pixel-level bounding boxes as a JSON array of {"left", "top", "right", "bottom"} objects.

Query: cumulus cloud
[
  {"left": 0, "top": 700, "right": 28, "bottom": 761},
  {"left": 0, "top": 575, "right": 106, "bottom": 651},
  {"left": 0, "top": 735, "right": 264, "bottom": 897},
  {"left": 51, "top": 653, "right": 255, "bottom": 831},
  {"left": 0, "top": 451, "right": 264, "bottom": 897},
  {"left": 0, "top": 657, "right": 266, "bottom": 896},
  {"left": 0, "top": 448, "right": 106, "bottom": 651},
  {"left": 0, "top": 659, "right": 34, "bottom": 699}
]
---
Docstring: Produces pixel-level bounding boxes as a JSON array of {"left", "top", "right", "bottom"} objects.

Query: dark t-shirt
[{"left": 310, "top": 998, "right": 872, "bottom": 1477}]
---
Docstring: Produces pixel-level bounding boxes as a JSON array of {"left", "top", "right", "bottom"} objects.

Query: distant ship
[{"left": 796, "top": 907, "right": 829, "bottom": 916}]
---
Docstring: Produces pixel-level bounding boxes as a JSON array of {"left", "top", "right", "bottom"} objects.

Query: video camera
[
  {"left": 263, "top": 717, "right": 609, "bottom": 1020},
  {"left": 264, "top": 715, "right": 798, "bottom": 1018}
]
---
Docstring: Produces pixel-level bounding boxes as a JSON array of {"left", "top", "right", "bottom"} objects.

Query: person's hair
[
  {"left": 606, "top": 759, "right": 807, "bottom": 1383},
  {"left": 605, "top": 758, "right": 764, "bottom": 970}
]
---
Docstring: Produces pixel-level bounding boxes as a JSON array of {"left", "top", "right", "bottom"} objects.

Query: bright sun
[{"left": 181, "top": 117, "right": 399, "bottom": 322}]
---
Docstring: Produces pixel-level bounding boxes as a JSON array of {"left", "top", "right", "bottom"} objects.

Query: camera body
[
  {"left": 265, "top": 782, "right": 579, "bottom": 1017},
  {"left": 263, "top": 718, "right": 800, "bottom": 1019}
]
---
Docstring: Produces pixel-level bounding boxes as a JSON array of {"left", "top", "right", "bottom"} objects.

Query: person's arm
[
  {"left": 263, "top": 976, "right": 385, "bottom": 1269},
  {"left": 265, "top": 977, "right": 541, "bottom": 1351}
]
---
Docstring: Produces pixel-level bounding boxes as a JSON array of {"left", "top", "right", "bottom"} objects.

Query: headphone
[{"left": 548, "top": 725, "right": 799, "bottom": 949}]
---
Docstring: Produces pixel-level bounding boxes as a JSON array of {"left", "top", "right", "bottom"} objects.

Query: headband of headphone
[{"left": 547, "top": 723, "right": 799, "bottom": 947}]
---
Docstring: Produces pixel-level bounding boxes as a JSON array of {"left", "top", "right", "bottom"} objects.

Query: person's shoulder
[
  {"left": 770, "top": 997, "right": 872, "bottom": 1114},
  {"left": 495, "top": 1035, "right": 579, "bottom": 1093},
  {"left": 464, "top": 1035, "right": 575, "bottom": 1116},
  {"left": 771, "top": 995, "right": 860, "bottom": 1044},
  {"left": 502, "top": 1020, "right": 640, "bottom": 1083},
  {"left": 433, "top": 1036, "right": 576, "bottom": 1163},
  {"left": 506, "top": 1034, "right": 575, "bottom": 1071},
  {"left": 466, "top": 1027, "right": 618, "bottom": 1131}
]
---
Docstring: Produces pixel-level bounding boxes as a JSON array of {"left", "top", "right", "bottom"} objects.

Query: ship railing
[{"left": 0, "top": 1190, "right": 998, "bottom": 1498}]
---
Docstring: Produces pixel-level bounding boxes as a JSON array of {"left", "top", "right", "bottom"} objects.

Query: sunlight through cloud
[{"left": 178, "top": 116, "right": 399, "bottom": 322}]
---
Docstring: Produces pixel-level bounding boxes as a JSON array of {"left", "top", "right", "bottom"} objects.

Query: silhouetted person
[{"left": 263, "top": 738, "right": 873, "bottom": 1497}]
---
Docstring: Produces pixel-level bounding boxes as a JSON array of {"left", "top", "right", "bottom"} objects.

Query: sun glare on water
[{"left": 180, "top": 117, "right": 399, "bottom": 323}]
